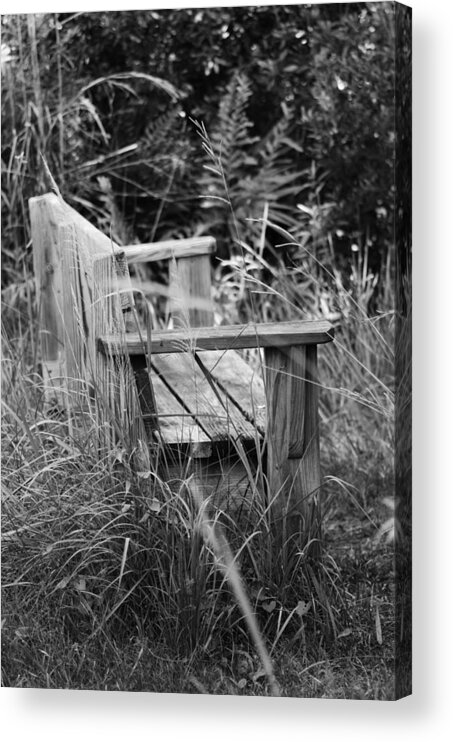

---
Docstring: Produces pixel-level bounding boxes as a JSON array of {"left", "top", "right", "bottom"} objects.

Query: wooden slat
[
  {"left": 151, "top": 352, "right": 257, "bottom": 442},
  {"left": 31, "top": 193, "right": 119, "bottom": 262},
  {"left": 30, "top": 192, "right": 121, "bottom": 402},
  {"left": 169, "top": 254, "right": 214, "bottom": 328},
  {"left": 151, "top": 374, "right": 212, "bottom": 457},
  {"left": 30, "top": 196, "right": 64, "bottom": 370},
  {"left": 117, "top": 236, "right": 215, "bottom": 263},
  {"left": 130, "top": 353, "right": 212, "bottom": 457},
  {"left": 60, "top": 223, "right": 90, "bottom": 402},
  {"left": 98, "top": 320, "right": 335, "bottom": 356},
  {"left": 30, "top": 193, "right": 150, "bottom": 462},
  {"left": 197, "top": 350, "right": 266, "bottom": 434}
]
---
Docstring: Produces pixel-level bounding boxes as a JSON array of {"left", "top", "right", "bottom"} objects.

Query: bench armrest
[
  {"left": 116, "top": 237, "right": 215, "bottom": 264},
  {"left": 97, "top": 320, "right": 335, "bottom": 355}
]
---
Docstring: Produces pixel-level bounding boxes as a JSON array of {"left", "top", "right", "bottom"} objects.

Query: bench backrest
[{"left": 30, "top": 192, "right": 215, "bottom": 455}]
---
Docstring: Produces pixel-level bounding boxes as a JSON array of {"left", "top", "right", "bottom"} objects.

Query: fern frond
[{"left": 200, "top": 73, "right": 258, "bottom": 188}]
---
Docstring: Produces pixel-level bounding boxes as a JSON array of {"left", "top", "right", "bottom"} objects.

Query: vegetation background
[
  {"left": 1, "top": 2, "right": 409, "bottom": 699},
  {"left": 2, "top": 3, "right": 396, "bottom": 288}
]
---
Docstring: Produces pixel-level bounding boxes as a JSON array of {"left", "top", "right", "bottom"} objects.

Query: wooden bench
[{"left": 30, "top": 193, "right": 334, "bottom": 539}]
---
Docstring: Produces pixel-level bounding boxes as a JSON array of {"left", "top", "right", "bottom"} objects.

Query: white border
[{"left": 1, "top": 1, "right": 453, "bottom": 740}]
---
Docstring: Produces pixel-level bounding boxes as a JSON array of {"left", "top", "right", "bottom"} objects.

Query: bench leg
[{"left": 264, "top": 344, "right": 322, "bottom": 556}]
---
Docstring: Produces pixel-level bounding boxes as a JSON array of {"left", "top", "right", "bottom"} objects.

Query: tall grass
[
  {"left": 2, "top": 171, "right": 397, "bottom": 699},
  {"left": 2, "top": 17, "right": 398, "bottom": 697},
  {"left": 1, "top": 212, "right": 396, "bottom": 694}
]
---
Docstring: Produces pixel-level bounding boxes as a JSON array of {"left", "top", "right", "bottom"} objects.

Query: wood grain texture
[
  {"left": 197, "top": 350, "right": 266, "bottom": 434},
  {"left": 30, "top": 192, "right": 119, "bottom": 402},
  {"left": 30, "top": 194, "right": 150, "bottom": 464},
  {"left": 118, "top": 236, "right": 215, "bottom": 263},
  {"left": 30, "top": 195, "right": 66, "bottom": 401},
  {"left": 169, "top": 254, "right": 214, "bottom": 328},
  {"left": 130, "top": 355, "right": 212, "bottom": 457},
  {"left": 287, "top": 346, "right": 306, "bottom": 458},
  {"left": 30, "top": 196, "right": 63, "bottom": 363},
  {"left": 151, "top": 352, "right": 257, "bottom": 442},
  {"left": 60, "top": 223, "right": 90, "bottom": 402},
  {"left": 297, "top": 344, "right": 321, "bottom": 500},
  {"left": 152, "top": 374, "right": 213, "bottom": 457},
  {"left": 30, "top": 193, "right": 117, "bottom": 262},
  {"left": 264, "top": 344, "right": 321, "bottom": 546},
  {"left": 98, "top": 320, "right": 335, "bottom": 356},
  {"left": 132, "top": 349, "right": 265, "bottom": 456}
]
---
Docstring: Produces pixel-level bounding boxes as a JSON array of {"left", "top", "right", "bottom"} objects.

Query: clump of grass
[
  {"left": 1, "top": 291, "right": 347, "bottom": 694},
  {"left": 2, "top": 110, "right": 397, "bottom": 697},
  {"left": 1, "top": 244, "right": 397, "bottom": 695}
]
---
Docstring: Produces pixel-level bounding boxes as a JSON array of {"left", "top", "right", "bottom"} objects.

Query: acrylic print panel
[{"left": 1, "top": 2, "right": 411, "bottom": 699}]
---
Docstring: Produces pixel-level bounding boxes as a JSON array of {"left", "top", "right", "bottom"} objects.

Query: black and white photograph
[{"left": 1, "top": 0, "right": 412, "bottom": 705}]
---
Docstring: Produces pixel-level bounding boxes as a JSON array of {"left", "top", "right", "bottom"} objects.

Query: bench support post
[
  {"left": 264, "top": 344, "right": 322, "bottom": 557},
  {"left": 169, "top": 255, "right": 214, "bottom": 328}
]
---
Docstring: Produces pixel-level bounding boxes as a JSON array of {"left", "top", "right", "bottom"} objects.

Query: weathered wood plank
[
  {"left": 30, "top": 198, "right": 63, "bottom": 363},
  {"left": 287, "top": 346, "right": 306, "bottom": 458},
  {"left": 98, "top": 320, "right": 335, "bottom": 356},
  {"left": 30, "top": 194, "right": 150, "bottom": 461},
  {"left": 151, "top": 352, "right": 257, "bottom": 442},
  {"left": 130, "top": 354, "right": 212, "bottom": 457},
  {"left": 295, "top": 344, "right": 321, "bottom": 500},
  {"left": 30, "top": 195, "right": 66, "bottom": 401},
  {"left": 60, "top": 223, "right": 90, "bottom": 402},
  {"left": 31, "top": 193, "right": 118, "bottom": 261},
  {"left": 152, "top": 375, "right": 213, "bottom": 457},
  {"left": 264, "top": 344, "right": 321, "bottom": 550},
  {"left": 197, "top": 350, "right": 266, "bottom": 434},
  {"left": 169, "top": 254, "right": 214, "bottom": 328},
  {"left": 30, "top": 193, "right": 120, "bottom": 402},
  {"left": 118, "top": 236, "right": 215, "bottom": 263}
]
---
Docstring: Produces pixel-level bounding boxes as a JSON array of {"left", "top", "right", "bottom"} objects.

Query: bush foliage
[{"left": 2, "top": 3, "right": 395, "bottom": 287}]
